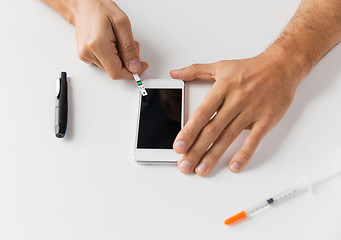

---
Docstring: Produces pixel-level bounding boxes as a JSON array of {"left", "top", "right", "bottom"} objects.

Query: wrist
[
  {"left": 54, "top": 0, "right": 79, "bottom": 25},
  {"left": 260, "top": 41, "right": 313, "bottom": 89},
  {"left": 57, "top": 0, "right": 101, "bottom": 26},
  {"left": 69, "top": 0, "right": 109, "bottom": 26}
]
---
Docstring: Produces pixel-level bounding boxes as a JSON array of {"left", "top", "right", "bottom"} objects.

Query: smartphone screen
[{"left": 137, "top": 88, "right": 182, "bottom": 149}]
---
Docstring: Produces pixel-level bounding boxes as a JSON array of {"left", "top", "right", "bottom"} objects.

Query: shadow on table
[{"left": 64, "top": 77, "right": 74, "bottom": 140}]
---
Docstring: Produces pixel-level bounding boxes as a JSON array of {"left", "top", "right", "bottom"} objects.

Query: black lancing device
[{"left": 55, "top": 72, "right": 68, "bottom": 138}]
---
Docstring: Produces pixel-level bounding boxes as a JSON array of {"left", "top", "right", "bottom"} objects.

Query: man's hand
[
  {"left": 171, "top": 0, "right": 341, "bottom": 176},
  {"left": 73, "top": 0, "right": 148, "bottom": 79},
  {"left": 42, "top": 0, "right": 148, "bottom": 79},
  {"left": 170, "top": 55, "right": 299, "bottom": 176}
]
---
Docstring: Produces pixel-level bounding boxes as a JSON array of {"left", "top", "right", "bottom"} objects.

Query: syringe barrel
[
  {"left": 245, "top": 200, "right": 270, "bottom": 216},
  {"left": 245, "top": 182, "right": 309, "bottom": 217},
  {"left": 272, "top": 182, "right": 308, "bottom": 203}
]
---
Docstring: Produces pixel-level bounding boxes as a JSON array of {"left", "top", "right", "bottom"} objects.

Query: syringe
[{"left": 225, "top": 167, "right": 341, "bottom": 225}]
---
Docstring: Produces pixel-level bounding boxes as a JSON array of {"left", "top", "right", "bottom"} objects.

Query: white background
[{"left": 1, "top": 0, "right": 341, "bottom": 239}]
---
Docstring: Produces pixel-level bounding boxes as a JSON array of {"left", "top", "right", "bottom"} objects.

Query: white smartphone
[{"left": 134, "top": 79, "right": 184, "bottom": 163}]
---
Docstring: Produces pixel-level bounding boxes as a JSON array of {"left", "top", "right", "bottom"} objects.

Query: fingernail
[
  {"left": 179, "top": 160, "right": 192, "bottom": 173},
  {"left": 174, "top": 141, "right": 186, "bottom": 153},
  {"left": 196, "top": 162, "right": 207, "bottom": 174},
  {"left": 128, "top": 59, "right": 140, "bottom": 72},
  {"left": 230, "top": 162, "right": 240, "bottom": 172}
]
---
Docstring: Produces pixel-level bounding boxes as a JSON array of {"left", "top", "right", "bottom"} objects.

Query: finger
[
  {"left": 173, "top": 83, "right": 225, "bottom": 154},
  {"left": 85, "top": 15, "right": 132, "bottom": 79},
  {"left": 228, "top": 122, "right": 268, "bottom": 173},
  {"left": 193, "top": 114, "right": 247, "bottom": 176},
  {"left": 92, "top": 41, "right": 133, "bottom": 79},
  {"left": 177, "top": 103, "right": 242, "bottom": 174},
  {"left": 85, "top": 42, "right": 147, "bottom": 78},
  {"left": 170, "top": 63, "right": 217, "bottom": 81},
  {"left": 92, "top": 40, "right": 148, "bottom": 79},
  {"left": 111, "top": 13, "right": 141, "bottom": 73}
]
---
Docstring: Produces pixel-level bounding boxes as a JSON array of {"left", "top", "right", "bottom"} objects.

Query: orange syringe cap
[{"left": 224, "top": 211, "right": 247, "bottom": 225}]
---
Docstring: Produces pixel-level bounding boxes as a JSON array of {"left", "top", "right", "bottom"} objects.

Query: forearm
[
  {"left": 264, "top": 0, "right": 341, "bottom": 86},
  {"left": 40, "top": 0, "right": 77, "bottom": 25}
]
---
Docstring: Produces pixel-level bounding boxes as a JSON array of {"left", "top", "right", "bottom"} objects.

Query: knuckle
[
  {"left": 78, "top": 54, "right": 87, "bottom": 63},
  {"left": 247, "top": 136, "right": 259, "bottom": 149},
  {"left": 114, "top": 14, "right": 130, "bottom": 27},
  {"left": 210, "top": 86, "right": 225, "bottom": 101},
  {"left": 263, "top": 110, "right": 276, "bottom": 122},
  {"left": 238, "top": 90, "right": 250, "bottom": 100},
  {"left": 239, "top": 149, "right": 252, "bottom": 162},
  {"left": 191, "top": 63, "right": 199, "bottom": 70},
  {"left": 108, "top": 72, "right": 120, "bottom": 80},
  {"left": 205, "top": 151, "right": 220, "bottom": 164},
  {"left": 120, "top": 42, "right": 136, "bottom": 54},
  {"left": 181, "top": 127, "right": 195, "bottom": 140},
  {"left": 194, "top": 107, "right": 208, "bottom": 122},
  {"left": 189, "top": 147, "right": 202, "bottom": 158},
  {"left": 234, "top": 88, "right": 250, "bottom": 102},
  {"left": 87, "top": 38, "right": 104, "bottom": 52},
  {"left": 229, "top": 95, "right": 244, "bottom": 108},
  {"left": 191, "top": 64, "right": 200, "bottom": 78},
  {"left": 204, "top": 124, "right": 218, "bottom": 136},
  {"left": 87, "top": 39, "right": 98, "bottom": 51},
  {"left": 78, "top": 48, "right": 90, "bottom": 62},
  {"left": 215, "top": 61, "right": 225, "bottom": 69},
  {"left": 220, "top": 129, "right": 234, "bottom": 143},
  {"left": 215, "top": 60, "right": 229, "bottom": 70}
]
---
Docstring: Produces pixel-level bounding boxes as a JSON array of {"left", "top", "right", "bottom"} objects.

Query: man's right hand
[{"left": 70, "top": 0, "right": 148, "bottom": 79}]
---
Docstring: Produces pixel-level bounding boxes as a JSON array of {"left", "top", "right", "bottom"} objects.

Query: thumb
[
  {"left": 170, "top": 63, "right": 217, "bottom": 81},
  {"left": 119, "top": 38, "right": 141, "bottom": 73}
]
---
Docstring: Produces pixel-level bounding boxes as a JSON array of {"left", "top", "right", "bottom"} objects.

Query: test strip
[{"left": 133, "top": 73, "right": 148, "bottom": 96}]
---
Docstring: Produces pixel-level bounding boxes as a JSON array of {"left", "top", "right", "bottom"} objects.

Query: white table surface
[{"left": 1, "top": 0, "right": 341, "bottom": 239}]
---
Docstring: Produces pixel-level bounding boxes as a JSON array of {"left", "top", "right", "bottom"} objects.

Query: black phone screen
[{"left": 137, "top": 88, "right": 182, "bottom": 149}]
